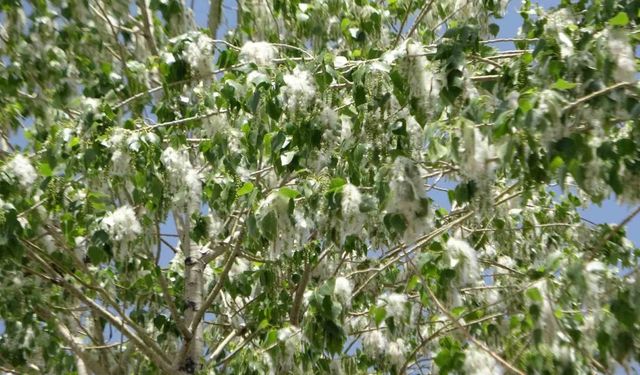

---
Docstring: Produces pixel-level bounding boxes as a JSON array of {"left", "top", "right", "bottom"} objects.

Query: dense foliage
[{"left": 1, "top": 0, "right": 639, "bottom": 374}]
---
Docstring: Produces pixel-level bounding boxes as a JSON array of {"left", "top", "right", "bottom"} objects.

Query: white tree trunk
[{"left": 178, "top": 214, "right": 204, "bottom": 374}]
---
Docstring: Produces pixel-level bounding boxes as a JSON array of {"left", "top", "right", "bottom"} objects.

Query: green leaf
[
  {"left": 38, "top": 162, "right": 53, "bottom": 177},
  {"left": 340, "top": 18, "right": 351, "bottom": 33},
  {"left": 259, "top": 211, "right": 278, "bottom": 240},
  {"left": 248, "top": 90, "right": 261, "bottom": 114},
  {"left": 518, "top": 96, "right": 533, "bottom": 113},
  {"left": 328, "top": 177, "right": 346, "bottom": 191},
  {"left": 390, "top": 69, "right": 408, "bottom": 106},
  {"left": 236, "top": 182, "right": 254, "bottom": 196},
  {"left": 549, "top": 156, "right": 564, "bottom": 172},
  {"left": 384, "top": 213, "right": 407, "bottom": 234},
  {"left": 406, "top": 275, "right": 420, "bottom": 292},
  {"left": 611, "top": 298, "right": 636, "bottom": 328},
  {"left": 278, "top": 187, "right": 300, "bottom": 199},
  {"left": 552, "top": 79, "right": 577, "bottom": 90},
  {"left": 191, "top": 215, "right": 209, "bottom": 242},
  {"left": 258, "top": 319, "right": 270, "bottom": 330},
  {"left": 153, "top": 314, "right": 167, "bottom": 330},
  {"left": 454, "top": 181, "right": 476, "bottom": 204},
  {"left": 87, "top": 246, "right": 106, "bottom": 264},
  {"left": 608, "top": 165, "right": 624, "bottom": 195},
  {"left": 447, "top": 189, "right": 455, "bottom": 205},
  {"left": 526, "top": 287, "right": 543, "bottom": 302},
  {"left": 264, "top": 329, "right": 278, "bottom": 347},
  {"left": 354, "top": 85, "right": 367, "bottom": 106},
  {"left": 247, "top": 214, "right": 258, "bottom": 239},
  {"left": 434, "top": 337, "right": 465, "bottom": 373},
  {"left": 221, "top": 82, "right": 236, "bottom": 101},
  {"left": 488, "top": 23, "right": 499, "bottom": 36},
  {"left": 616, "top": 139, "right": 635, "bottom": 156},
  {"left": 69, "top": 136, "right": 81, "bottom": 148},
  {"left": 266, "top": 98, "right": 282, "bottom": 120},
  {"left": 451, "top": 306, "right": 466, "bottom": 317},
  {"left": 608, "top": 12, "right": 629, "bottom": 26},
  {"left": 371, "top": 305, "right": 387, "bottom": 326},
  {"left": 613, "top": 331, "right": 634, "bottom": 361},
  {"left": 315, "top": 67, "right": 334, "bottom": 91}
]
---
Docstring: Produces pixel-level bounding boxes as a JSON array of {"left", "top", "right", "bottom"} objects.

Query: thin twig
[
  {"left": 114, "top": 65, "right": 246, "bottom": 110},
  {"left": 393, "top": 0, "right": 414, "bottom": 47},
  {"left": 190, "top": 210, "right": 245, "bottom": 334},
  {"left": 35, "top": 308, "right": 110, "bottom": 375},
  {"left": 270, "top": 43, "right": 314, "bottom": 59},
  {"left": 214, "top": 330, "right": 261, "bottom": 366},
  {"left": 406, "top": 0, "right": 436, "bottom": 39},
  {"left": 206, "top": 329, "right": 238, "bottom": 361},
  {"left": 585, "top": 205, "right": 640, "bottom": 261},
  {"left": 137, "top": 0, "right": 158, "bottom": 56},
  {"left": 482, "top": 38, "right": 539, "bottom": 44},
  {"left": 290, "top": 257, "right": 313, "bottom": 325},
  {"left": 94, "top": 1, "right": 128, "bottom": 70},
  {"left": 430, "top": 0, "right": 471, "bottom": 35},
  {"left": 563, "top": 81, "right": 636, "bottom": 112},
  {"left": 144, "top": 110, "right": 228, "bottom": 130},
  {"left": 23, "top": 245, "right": 174, "bottom": 374},
  {"left": 471, "top": 54, "right": 503, "bottom": 69},
  {"left": 424, "top": 285, "right": 526, "bottom": 375},
  {"left": 471, "top": 74, "right": 501, "bottom": 82},
  {"left": 155, "top": 259, "right": 192, "bottom": 339}
]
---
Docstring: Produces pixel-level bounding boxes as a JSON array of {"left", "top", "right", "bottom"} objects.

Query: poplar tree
[{"left": 1, "top": 1, "right": 639, "bottom": 374}]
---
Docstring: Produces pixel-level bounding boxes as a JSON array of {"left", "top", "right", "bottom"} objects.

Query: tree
[{"left": 0, "top": 0, "right": 639, "bottom": 373}]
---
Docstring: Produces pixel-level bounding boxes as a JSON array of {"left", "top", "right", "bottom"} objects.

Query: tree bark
[
  {"left": 177, "top": 214, "right": 204, "bottom": 374},
  {"left": 208, "top": 0, "right": 222, "bottom": 38}
]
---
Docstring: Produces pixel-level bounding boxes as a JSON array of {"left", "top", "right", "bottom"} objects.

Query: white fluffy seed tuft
[
  {"left": 377, "top": 292, "right": 408, "bottom": 320},
  {"left": 280, "top": 66, "right": 316, "bottom": 112},
  {"left": 240, "top": 41, "right": 277, "bottom": 66},
  {"left": 387, "top": 338, "right": 407, "bottom": 368},
  {"left": 182, "top": 32, "right": 214, "bottom": 75},
  {"left": 101, "top": 205, "right": 142, "bottom": 244},
  {"left": 363, "top": 330, "right": 387, "bottom": 357},
  {"left": 4, "top": 154, "right": 37, "bottom": 188},
  {"left": 607, "top": 29, "right": 636, "bottom": 83},
  {"left": 161, "top": 147, "right": 202, "bottom": 214},
  {"left": 333, "top": 277, "right": 353, "bottom": 305},
  {"left": 446, "top": 238, "right": 480, "bottom": 286},
  {"left": 463, "top": 345, "right": 504, "bottom": 375}
]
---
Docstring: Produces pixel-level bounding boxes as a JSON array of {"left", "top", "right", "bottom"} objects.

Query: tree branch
[
  {"left": 36, "top": 308, "right": 111, "bottom": 375},
  {"left": 93, "top": 1, "right": 128, "bottom": 70},
  {"left": 189, "top": 210, "right": 245, "bottom": 334},
  {"left": 206, "top": 329, "right": 237, "bottom": 362},
  {"left": 290, "top": 260, "right": 312, "bottom": 325},
  {"left": 208, "top": 0, "right": 222, "bottom": 37},
  {"left": 145, "top": 110, "right": 229, "bottom": 130},
  {"left": 586, "top": 204, "right": 640, "bottom": 261},
  {"left": 424, "top": 284, "right": 525, "bottom": 375},
  {"left": 23, "top": 244, "right": 174, "bottom": 374},
  {"left": 393, "top": 0, "right": 414, "bottom": 47},
  {"left": 156, "top": 262, "right": 192, "bottom": 339},
  {"left": 137, "top": 0, "right": 159, "bottom": 56},
  {"left": 406, "top": 0, "right": 436, "bottom": 39},
  {"left": 154, "top": 222, "right": 191, "bottom": 339},
  {"left": 563, "top": 81, "right": 636, "bottom": 112},
  {"left": 191, "top": 245, "right": 240, "bottom": 334}
]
